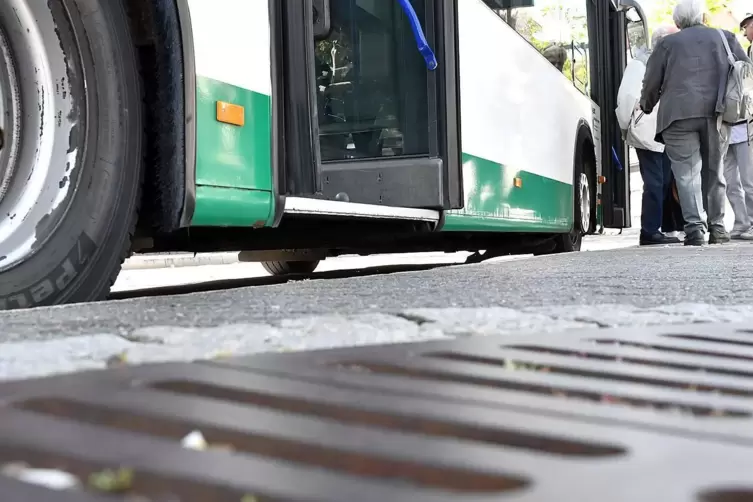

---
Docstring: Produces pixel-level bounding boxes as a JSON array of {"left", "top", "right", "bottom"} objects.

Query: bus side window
[{"left": 482, "top": 0, "right": 592, "bottom": 97}]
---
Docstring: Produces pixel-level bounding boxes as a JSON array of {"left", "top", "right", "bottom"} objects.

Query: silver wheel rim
[
  {"left": 579, "top": 172, "right": 590, "bottom": 233},
  {"left": 0, "top": 1, "right": 81, "bottom": 271}
]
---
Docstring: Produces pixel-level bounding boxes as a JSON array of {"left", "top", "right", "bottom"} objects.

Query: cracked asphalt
[{"left": 2, "top": 241, "right": 753, "bottom": 381}]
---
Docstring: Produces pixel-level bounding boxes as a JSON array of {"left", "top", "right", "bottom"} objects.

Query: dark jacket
[{"left": 640, "top": 25, "right": 750, "bottom": 142}]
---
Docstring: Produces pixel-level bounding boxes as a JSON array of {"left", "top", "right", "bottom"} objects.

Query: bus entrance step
[{"left": 1, "top": 322, "right": 753, "bottom": 501}]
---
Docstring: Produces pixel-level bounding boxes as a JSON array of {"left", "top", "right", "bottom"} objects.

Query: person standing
[
  {"left": 640, "top": 0, "right": 751, "bottom": 246},
  {"left": 616, "top": 25, "right": 681, "bottom": 245},
  {"left": 723, "top": 123, "right": 753, "bottom": 240},
  {"left": 722, "top": 13, "right": 753, "bottom": 240},
  {"left": 743, "top": 13, "right": 752, "bottom": 59}
]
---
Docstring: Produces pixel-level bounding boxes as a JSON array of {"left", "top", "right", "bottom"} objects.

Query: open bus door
[
  {"left": 271, "top": 0, "right": 463, "bottom": 215},
  {"left": 590, "top": 0, "right": 649, "bottom": 230}
]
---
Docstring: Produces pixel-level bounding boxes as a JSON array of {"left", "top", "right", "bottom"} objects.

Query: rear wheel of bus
[
  {"left": 547, "top": 143, "right": 595, "bottom": 254},
  {"left": 0, "top": 0, "right": 142, "bottom": 310},
  {"left": 262, "top": 260, "right": 321, "bottom": 277}
]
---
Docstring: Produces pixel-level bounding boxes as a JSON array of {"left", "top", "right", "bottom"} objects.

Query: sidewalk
[{"left": 122, "top": 251, "right": 242, "bottom": 270}]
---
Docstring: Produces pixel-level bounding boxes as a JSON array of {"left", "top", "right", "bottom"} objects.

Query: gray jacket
[{"left": 640, "top": 25, "right": 750, "bottom": 143}]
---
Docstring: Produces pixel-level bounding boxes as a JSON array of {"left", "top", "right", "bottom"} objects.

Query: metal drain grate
[
  {"left": 216, "top": 322, "right": 753, "bottom": 444},
  {"left": 1, "top": 323, "right": 753, "bottom": 500}
]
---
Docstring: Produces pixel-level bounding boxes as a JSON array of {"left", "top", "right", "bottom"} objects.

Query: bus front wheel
[
  {"left": 0, "top": 0, "right": 142, "bottom": 310},
  {"left": 262, "top": 260, "right": 321, "bottom": 276}
]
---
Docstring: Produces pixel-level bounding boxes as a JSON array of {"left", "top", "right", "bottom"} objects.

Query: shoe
[
  {"left": 639, "top": 232, "right": 682, "bottom": 246},
  {"left": 739, "top": 229, "right": 753, "bottom": 241},
  {"left": 730, "top": 227, "right": 751, "bottom": 239},
  {"left": 684, "top": 231, "right": 706, "bottom": 246},
  {"left": 708, "top": 229, "right": 730, "bottom": 244}
]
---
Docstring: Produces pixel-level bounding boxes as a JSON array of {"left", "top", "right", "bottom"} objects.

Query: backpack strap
[{"left": 716, "top": 28, "right": 737, "bottom": 65}]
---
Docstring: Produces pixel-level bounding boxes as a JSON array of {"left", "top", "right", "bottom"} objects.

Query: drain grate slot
[
  {"left": 698, "top": 489, "right": 753, "bottom": 502},
  {"left": 16, "top": 397, "right": 529, "bottom": 493},
  {"left": 329, "top": 361, "right": 746, "bottom": 417},
  {"left": 500, "top": 345, "right": 753, "bottom": 379},
  {"left": 425, "top": 351, "right": 753, "bottom": 397},
  {"left": 663, "top": 334, "right": 753, "bottom": 348},
  {"left": 150, "top": 380, "right": 623, "bottom": 457},
  {"left": 590, "top": 339, "right": 753, "bottom": 363}
]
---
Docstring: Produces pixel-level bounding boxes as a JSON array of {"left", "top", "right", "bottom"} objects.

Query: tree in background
[
  {"left": 648, "top": 0, "right": 746, "bottom": 46},
  {"left": 499, "top": 4, "right": 590, "bottom": 94},
  {"left": 649, "top": 0, "right": 726, "bottom": 25}
]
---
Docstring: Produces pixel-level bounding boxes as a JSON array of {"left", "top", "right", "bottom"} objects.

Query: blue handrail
[
  {"left": 611, "top": 146, "right": 624, "bottom": 171},
  {"left": 395, "top": 0, "right": 438, "bottom": 70}
]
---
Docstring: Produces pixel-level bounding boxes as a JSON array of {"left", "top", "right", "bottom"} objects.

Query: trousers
[
  {"left": 635, "top": 148, "right": 672, "bottom": 235},
  {"left": 662, "top": 117, "right": 730, "bottom": 235},
  {"left": 723, "top": 140, "right": 753, "bottom": 231}
]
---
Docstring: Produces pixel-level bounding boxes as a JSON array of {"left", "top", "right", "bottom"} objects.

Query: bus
[{"left": 0, "top": 0, "right": 648, "bottom": 310}]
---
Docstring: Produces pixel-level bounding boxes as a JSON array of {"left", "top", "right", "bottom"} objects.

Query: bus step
[{"left": 1, "top": 322, "right": 753, "bottom": 501}]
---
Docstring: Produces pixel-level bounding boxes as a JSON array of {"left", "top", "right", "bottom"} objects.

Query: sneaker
[
  {"left": 708, "top": 228, "right": 730, "bottom": 244},
  {"left": 639, "top": 232, "right": 682, "bottom": 246},
  {"left": 732, "top": 227, "right": 753, "bottom": 240},
  {"left": 739, "top": 228, "right": 753, "bottom": 241}
]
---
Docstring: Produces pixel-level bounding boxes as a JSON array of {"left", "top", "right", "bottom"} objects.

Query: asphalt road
[{"left": 3, "top": 240, "right": 753, "bottom": 381}]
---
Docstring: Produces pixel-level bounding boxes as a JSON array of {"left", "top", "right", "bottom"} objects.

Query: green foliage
[
  {"left": 648, "top": 0, "right": 747, "bottom": 47},
  {"left": 500, "top": 4, "right": 590, "bottom": 93},
  {"left": 649, "top": 0, "right": 728, "bottom": 25}
]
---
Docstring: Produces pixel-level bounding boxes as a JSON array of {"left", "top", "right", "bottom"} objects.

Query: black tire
[
  {"left": 0, "top": 0, "right": 142, "bottom": 310},
  {"left": 262, "top": 260, "right": 321, "bottom": 276}
]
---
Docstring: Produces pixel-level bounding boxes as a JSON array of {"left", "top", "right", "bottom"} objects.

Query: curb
[{"left": 123, "top": 252, "right": 241, "bottom": 271}]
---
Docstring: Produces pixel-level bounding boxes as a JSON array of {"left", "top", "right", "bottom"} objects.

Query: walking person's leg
[
  {"left": 660, "top": 152, "right": 684, "bottom": 236},
  {"left": 662, "top": 119, "right": 707, "bottom": 245},
  {"left": 736, "top": 141, "right": 753, "bottom": 240},
  {"left": 722, "top": 143, "right": 750, "bottom": 237},
  {"left": 702, "top": 118, "right": 730, "bottom": 243},
  {"left": 636, "top": 148, "right": 680, "bottom": 245}
]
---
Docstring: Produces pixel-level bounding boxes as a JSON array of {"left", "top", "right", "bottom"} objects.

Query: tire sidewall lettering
[{"left": 0, "top": 231, "right": 96, "bottom": 308}]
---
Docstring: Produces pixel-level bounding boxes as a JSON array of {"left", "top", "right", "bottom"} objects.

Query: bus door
[
  {"left": 272, "top": 0, "right": 463, "bottom": 212},
  {"left": 589, "top": 0, "right": 648, "bottom": 229}
]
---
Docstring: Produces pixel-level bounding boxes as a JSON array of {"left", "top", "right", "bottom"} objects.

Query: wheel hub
[
  {"left": 579, "top": 172, "right": 591, "bottom": 233},
  {"left": 0, "top": 1, "right": 82, "bottom": 272},
  {"left": 0, "top": 23, "right": 20, "bottom": 206}
]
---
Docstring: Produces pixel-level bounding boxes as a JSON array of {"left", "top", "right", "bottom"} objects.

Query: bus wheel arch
[{"left": 123, "top": 0, "right": 195, "bottom": 237}]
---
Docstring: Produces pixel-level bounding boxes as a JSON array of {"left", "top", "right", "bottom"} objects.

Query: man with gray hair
[
  {"left": 640, "top": 0, "right": 750, "bottom": 246},
  {"left": 616, "top": 24, "right": 680, "bottom": 245}
]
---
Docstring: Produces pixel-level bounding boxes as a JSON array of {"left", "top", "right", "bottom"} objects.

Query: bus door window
[
  {"left": 314, "top": 0, "right": 431, "bottom": 162},
  {"left": 485, "top": 0, "right": 592, "bottom": 97}
]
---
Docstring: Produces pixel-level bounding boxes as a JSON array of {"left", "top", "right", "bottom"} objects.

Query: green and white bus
[{"left": 0, "top": 0, "right": 648, "bottom": 309}]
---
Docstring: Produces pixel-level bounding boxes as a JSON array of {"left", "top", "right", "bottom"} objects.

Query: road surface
[{"left": 2, "top": 237, "right": 753, "bottom": 381}]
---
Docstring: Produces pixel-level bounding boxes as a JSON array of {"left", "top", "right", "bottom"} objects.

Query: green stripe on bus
[{"left": 443, "top": 154, "right": 573, "bottom": 232}]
